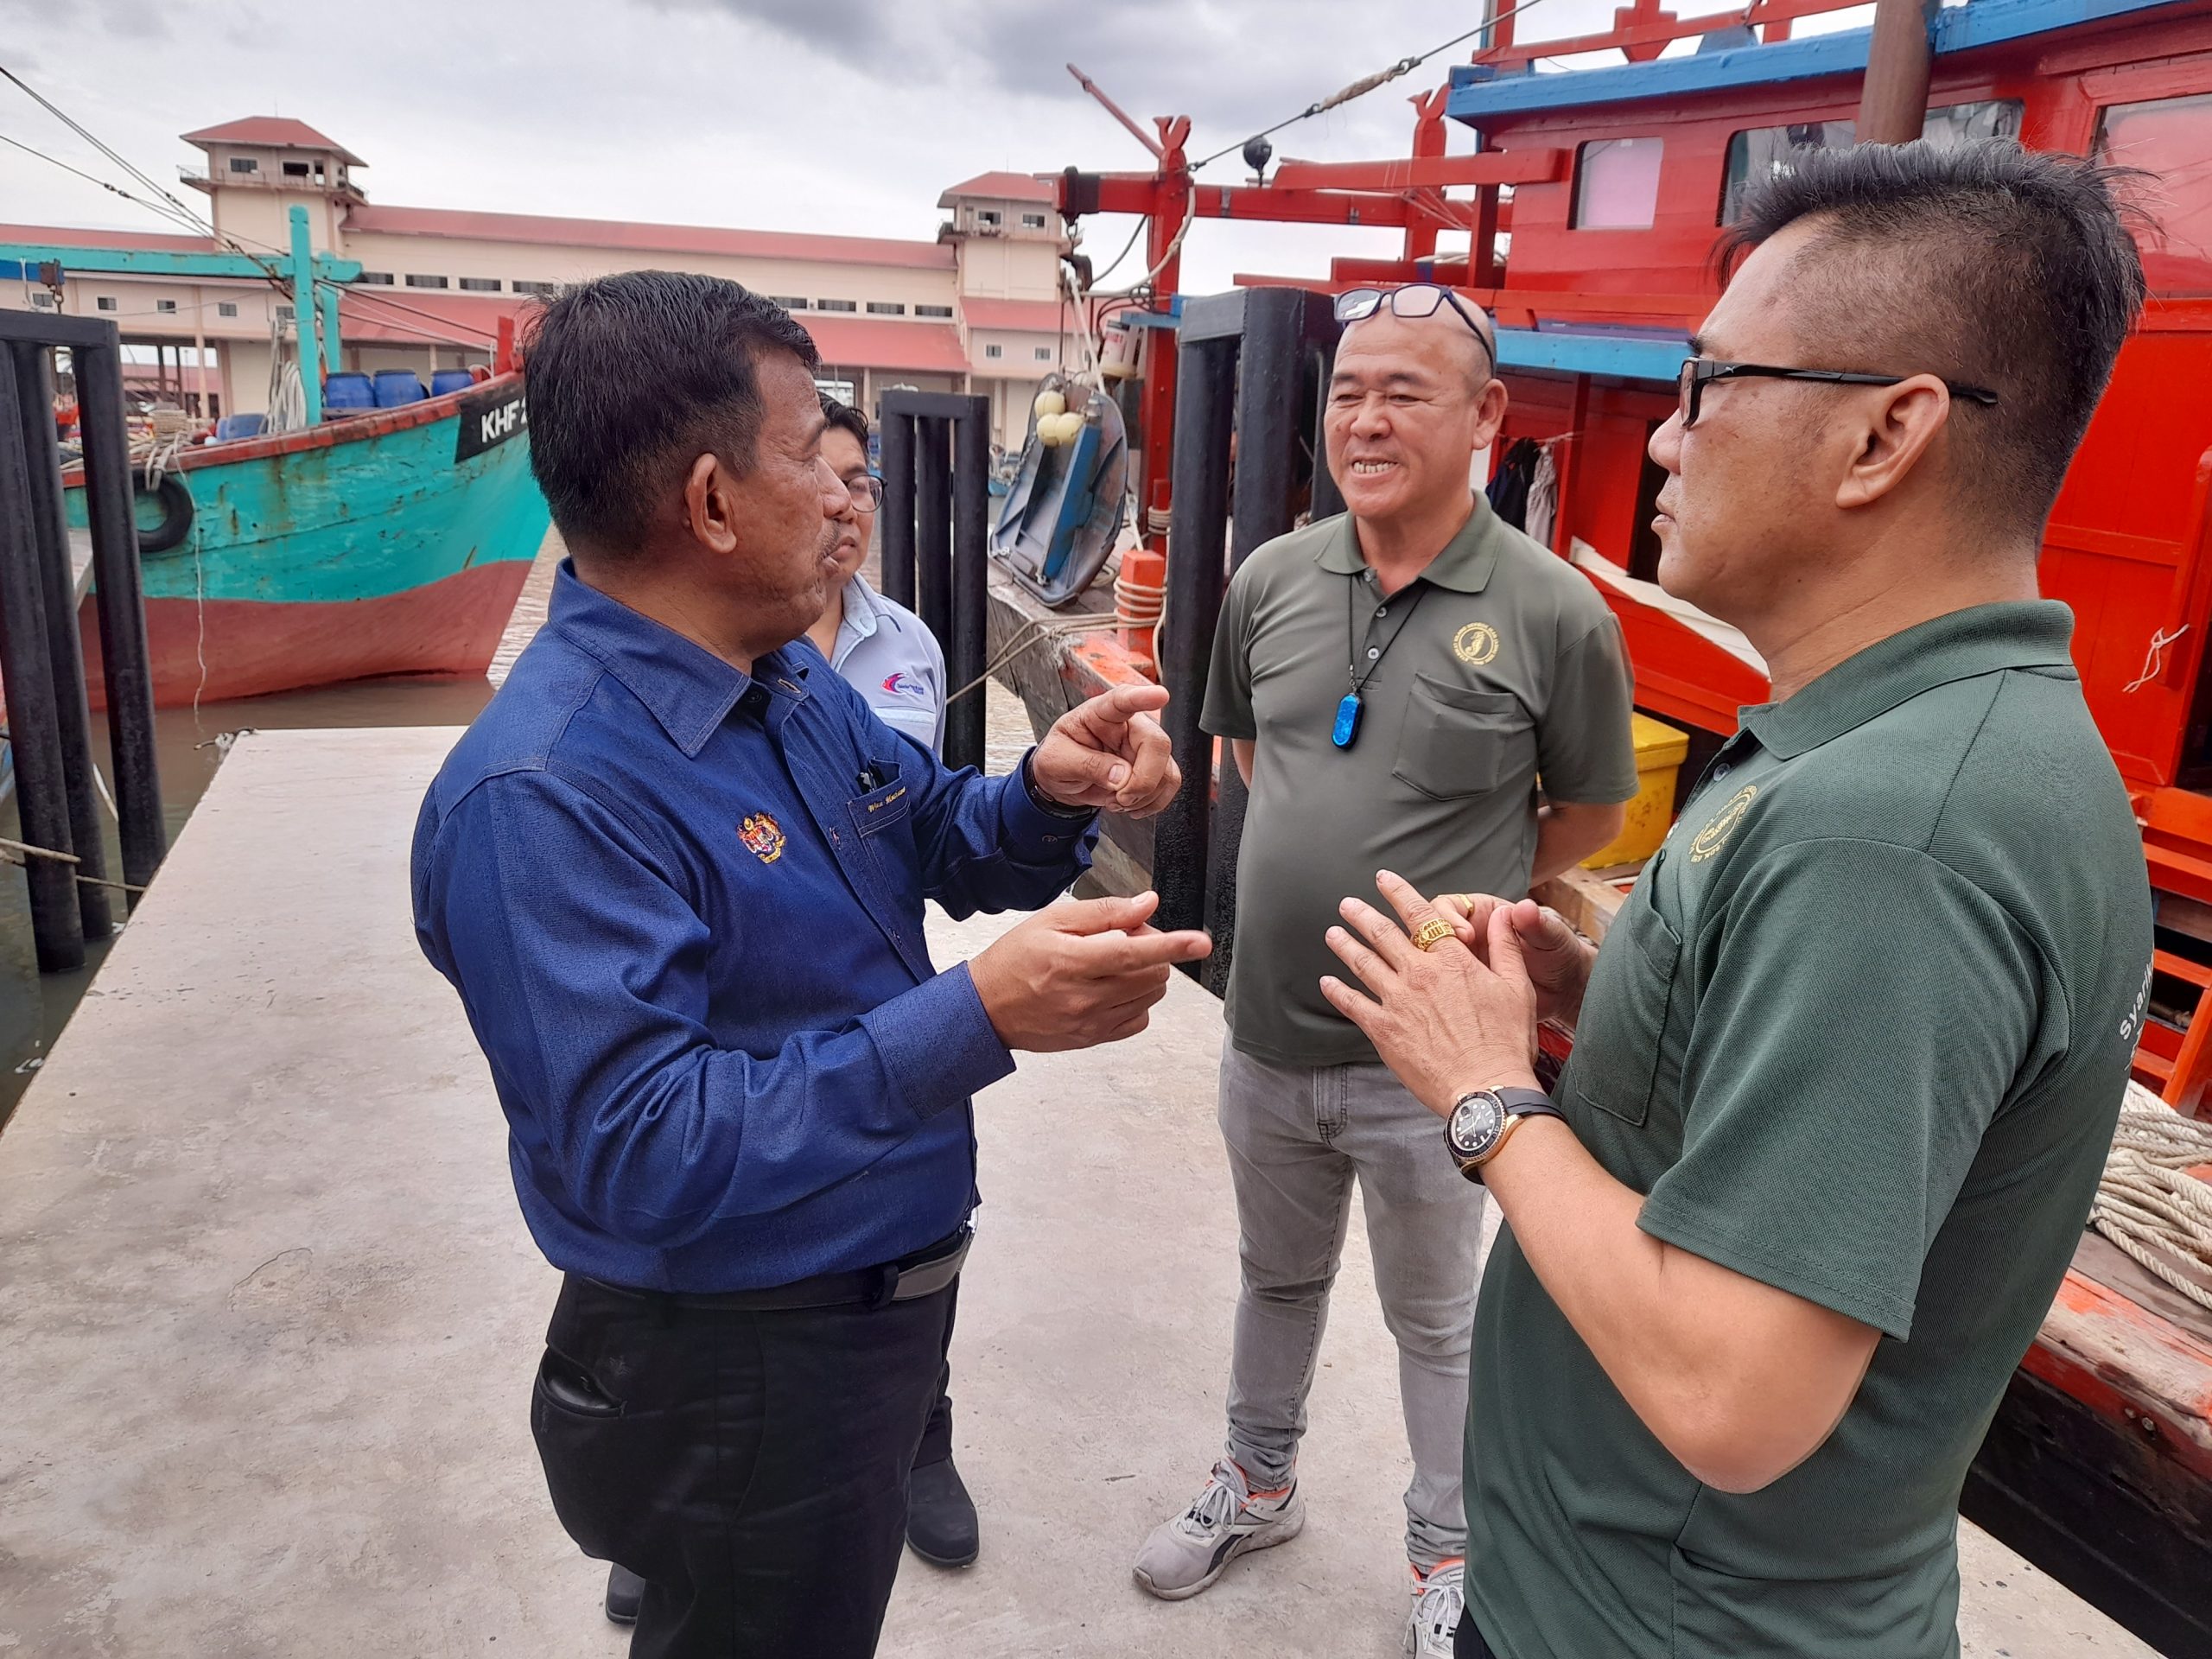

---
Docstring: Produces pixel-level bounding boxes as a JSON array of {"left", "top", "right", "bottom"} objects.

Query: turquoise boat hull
[{"left": 64, "top": 372, "right": 549, "bottom": 707}]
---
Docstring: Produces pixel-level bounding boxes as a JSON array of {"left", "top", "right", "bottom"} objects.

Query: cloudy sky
[{"left": 0, "top": 0, "right": 1864, "bottom": 291}]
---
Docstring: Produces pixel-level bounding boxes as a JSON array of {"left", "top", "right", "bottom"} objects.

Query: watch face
[{"left": 1448, "top": 1093, "right": 1505, "bottom": 1160}]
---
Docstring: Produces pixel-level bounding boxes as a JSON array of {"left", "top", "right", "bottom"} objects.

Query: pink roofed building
[{"left": 1, "top": 121, "right": 1073, "bottom": 446}]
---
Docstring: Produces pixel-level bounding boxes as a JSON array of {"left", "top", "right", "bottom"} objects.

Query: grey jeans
[{"left": 1217, "top": 1042, "right": 1486, "bottom": 1570}]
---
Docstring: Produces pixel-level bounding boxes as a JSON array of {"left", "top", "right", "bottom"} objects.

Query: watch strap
[
  {"left": 1020, "top": 750, "right": 1097, "bottom": 820},
  {"left": 1494, "top": 1086, "right": 1564, "bottom": 1124}
]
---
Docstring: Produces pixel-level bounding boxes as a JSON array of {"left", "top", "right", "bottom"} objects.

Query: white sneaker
[
  {"left": 1406, "top": 1558, "right": 1465, "bottom": 1657},
  {"left": 1131, "top": 1459, "right": 1305, "bottom": 1600}
]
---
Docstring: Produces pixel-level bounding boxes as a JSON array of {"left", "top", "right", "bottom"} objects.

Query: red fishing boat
[{"left": 982, "top": 1, "right": 2212, "bottom": 1648}]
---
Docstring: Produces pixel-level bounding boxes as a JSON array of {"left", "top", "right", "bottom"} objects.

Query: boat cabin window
[
  {"left": 1722, "top": 103, "right": 2022, "bottom": 221},
  {"left": 1573, "top": 138, "right": 1664, "bottom": 230},
  {"left": 2096, "top": 92, "right": 2212, "bottom": 293}
]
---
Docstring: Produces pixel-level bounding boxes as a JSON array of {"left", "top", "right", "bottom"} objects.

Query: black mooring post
[
  {"left": 879, "top": 409, "right": 916, "bottom": 611},
  {"left": 947, "top": 397, "right": 991, "bottom": 775},
  {"left": 913, "top": 416, "right": 951, "bottom": 653},
  {"left": 1309, "top": 334, "right": 1347, "bottom": 522},
  {"left": 1151, "top": 323, "right": 1240, "bottom": 949},
  {"left": 75, "top": 340, "right": 164, "bottom": 901},
  {"left": 0, "top": 349, "right": 86, "bottom": 972},
  {"left": 11, "top": 341, "right": 111, "bottom": 940},
  {"left": 1200, "top": 289, "right": 1329, "bottom": 995}
]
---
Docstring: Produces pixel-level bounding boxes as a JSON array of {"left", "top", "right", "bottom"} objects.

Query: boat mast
[
  {"left": 1859, "top": 0, "right": 1938, "bottom": 143},
  {"left": 287, "top": 204, "right": 323, "bottom": 424}
]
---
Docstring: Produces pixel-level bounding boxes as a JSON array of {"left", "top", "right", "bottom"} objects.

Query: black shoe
[
  {"left": 605, "top": 1562, "right": 645, "bottom": 1625},
  {"left": 906, "top": 1456, "right": 980, "bottom": 1567}
]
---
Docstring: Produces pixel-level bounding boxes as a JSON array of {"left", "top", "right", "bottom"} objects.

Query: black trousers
[
  {"left": 532, "top": 1270, "right": 957, "bottom": 1659},
  {"left": 1456, "top": 1608, "right": 1497, "bottom": 1657}
]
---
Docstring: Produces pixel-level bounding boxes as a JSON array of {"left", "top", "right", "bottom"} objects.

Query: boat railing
[{"left": 1473, "top": 0, "right": 1887, "bottom": 69}]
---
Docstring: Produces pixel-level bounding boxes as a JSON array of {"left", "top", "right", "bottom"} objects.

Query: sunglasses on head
[{"left": 1335, "top": 285, "right": 1496, "bottom": 378}]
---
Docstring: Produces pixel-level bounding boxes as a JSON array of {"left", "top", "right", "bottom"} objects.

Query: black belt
[{"left": 589, "top": 1226, "right": 970, "bottom": 1314}]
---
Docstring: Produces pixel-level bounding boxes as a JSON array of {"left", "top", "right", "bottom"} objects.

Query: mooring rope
[{"left": 2094, "top": 1083, "right": 2212, "bottom": 1313}]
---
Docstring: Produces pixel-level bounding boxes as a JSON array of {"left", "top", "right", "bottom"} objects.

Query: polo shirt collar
[
  {"left": 839, "top": 574, "right": 883, "bottom": 645},
  {"left": 1314, "top": 493, "right": 1503, "bottom": 594},
  {"left": 548, "top": 558, "right": 805, "bottom": 758},
  {"left": 1740, "top": 600, "right": 2075, "bottom": 760}
]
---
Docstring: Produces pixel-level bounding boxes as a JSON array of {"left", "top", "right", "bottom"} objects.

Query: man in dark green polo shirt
[
  {"left": 1319, "top": 143, "right": 2155, "bottom": 1659},
  {"left": 1130, "top": 288, "right": 1637, "bottom": 1656}
]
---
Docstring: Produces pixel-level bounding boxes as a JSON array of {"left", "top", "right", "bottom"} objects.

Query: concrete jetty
[{"left": 0, "top": 726, "right": 2164, "bottom": 1656}]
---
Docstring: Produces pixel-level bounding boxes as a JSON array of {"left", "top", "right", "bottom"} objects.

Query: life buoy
[{"left": 132, "top": 469, "right": 194, "bottom": 555}]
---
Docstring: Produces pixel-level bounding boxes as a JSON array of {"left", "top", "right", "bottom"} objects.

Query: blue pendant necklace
[{"left": 1335, "top": 574, "right": 1428, "bottom": 749}]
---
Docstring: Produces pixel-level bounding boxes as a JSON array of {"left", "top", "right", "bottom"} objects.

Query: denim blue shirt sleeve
[{"left": 411, "top": 562, "right": 1096, "bottom": 1292}]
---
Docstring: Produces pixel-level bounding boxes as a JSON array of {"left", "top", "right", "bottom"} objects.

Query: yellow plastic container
[{"left": 1581, "top": 713, "right": 1690, "bottom": 869}]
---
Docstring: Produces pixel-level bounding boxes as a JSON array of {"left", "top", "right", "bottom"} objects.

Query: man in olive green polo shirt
[
  {"left": 1131, "top": 288, "right": 1637, "bottom": 1656},
  {"left": 1321, "top": 143, "right": 2154, "bottom": 1659}
]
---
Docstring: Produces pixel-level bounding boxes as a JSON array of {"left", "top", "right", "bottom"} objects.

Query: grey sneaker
[
  {"left": 1132, "top": 1459, "right": 1304, "bottom": 1601},
  {"left": 1406, "top": 1558, "right": 1465, "bottom": 1658}
]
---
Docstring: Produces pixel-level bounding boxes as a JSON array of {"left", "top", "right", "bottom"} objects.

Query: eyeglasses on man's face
[
  {"left": 842, "top": 475, "right": 884, "bottom": 512},
  {"left": 1675, "top": 357, "right": 2000, "bottom": 430},
  {"left": 1335, "top": 285, "right": 1496, "bottom": 378}
]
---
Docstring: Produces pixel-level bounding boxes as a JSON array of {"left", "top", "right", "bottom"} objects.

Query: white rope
[
  {"left": 2093, "top": 1083, "right": 2212, "bottom": 1312},
  {"left": 2121, "top": 625, "right": 2189, "bottom": 694}
]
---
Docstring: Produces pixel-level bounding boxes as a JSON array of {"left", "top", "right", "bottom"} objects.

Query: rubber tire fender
[{"left": 131, "top": 469, "right": 194, "bottom": 555}]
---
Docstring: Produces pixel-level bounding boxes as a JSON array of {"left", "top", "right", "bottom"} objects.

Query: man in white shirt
[{"left": 805, "top": 397, "right": 948, "bottom": 753}]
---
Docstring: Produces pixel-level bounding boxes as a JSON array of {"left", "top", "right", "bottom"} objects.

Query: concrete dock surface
[{"left": 0, "top": 726, "right": 2165, "bottom": 1657}]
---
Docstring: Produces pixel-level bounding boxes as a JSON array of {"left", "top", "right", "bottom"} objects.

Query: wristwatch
[
  {"left": 1020, "top": 750, "right": 1096, "bottom": 820},
  {"left": 1445, "top": 1087, "right": 1565, "bottom": 1183}
]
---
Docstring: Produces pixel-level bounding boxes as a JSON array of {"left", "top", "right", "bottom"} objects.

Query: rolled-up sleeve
[{"left": 416, "top": 770, "right": 1014, "bottom": 1249}]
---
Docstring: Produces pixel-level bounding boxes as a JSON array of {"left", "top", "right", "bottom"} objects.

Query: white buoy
[{"left": 1033, "top": 389, "right": 1066, "bottom": 419}]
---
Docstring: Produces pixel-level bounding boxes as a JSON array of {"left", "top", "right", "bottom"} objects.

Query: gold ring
[{"left": 1411, "top": 918, "right": 1455, "bottom": 952}]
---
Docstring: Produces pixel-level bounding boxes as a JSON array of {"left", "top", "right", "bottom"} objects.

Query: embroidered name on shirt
[
  {"left": 1452, "top": 621, "right": 1501, "bottom": 667},
  {"left": 1689, "top": 785, "right": 1758, "bottom": 864},
  {"left": 740, "top": 812, "right": 786, "bottom": 864}
]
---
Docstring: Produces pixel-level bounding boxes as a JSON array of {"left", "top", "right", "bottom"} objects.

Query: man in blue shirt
[{"left": 412, "top": 270, "right": 1205, "bottom": 1659}]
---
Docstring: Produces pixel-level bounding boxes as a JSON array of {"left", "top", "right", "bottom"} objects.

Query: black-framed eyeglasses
[
  {"left": 1335, "top": 285, "right": 1496, "bottom": 378},
  {"left": 1676, "top": 357, "right": 1999, "bottom": 430},
  {"left": 844, "top": 475, "right": 884, "bottom": 512}
]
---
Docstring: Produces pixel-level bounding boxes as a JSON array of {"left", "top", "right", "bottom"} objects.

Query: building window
[
  {"left": 459, "top": 276, "right": 502, "bottom": 292},
  {"left": 276, "top": 303, "right": 295, "bottom": 322},
  {"left": 405, "top": 274, "right": 451, "bottom": 289},
  {"left": 359, "top": 271, "right": 394, "bottom": 285},
  {"left": 1720, "top": 103, "right": 2019, "bottom": 223},
  {"left": 866, "top": 301, "right": 906, "bottom": 315},
  {"left": 916, "top": 303, "right": 953, "bottom": 318},
  {"left": 96, "top": 296, "right": 118, "bottom": 312},
  {"left": 976, "top": 209, "right": 1001, "bottom": 228},
  {"left": 817, "top": 298, "right": 857, "bottom": 313},
  {"left": 1033, "top": 346, "right": 1052, "bottom": 360},
  {"left": 156, "top": 299, "right": 178, "bottom": 314},
  {"left": 30, "top": 292, "right": 54, "bottom": 309},
  {"left": 985, "top": 343, "right": 1003, "bottom": 359},
  {"left": 229, "top": 156, "right": 257, "bottom": 174},
  {"left": 1573, "top": 137, "right": 1664, "bottom": 230},
  {"left": 283, "top": 161, "right": 311, "bottom": 177},
  {"left": 218, "top": 302, "right": 239, "bottom": 318},
  {"left": 1021, "top": 213, "right": 1048, "bottom": 229},
  {"left": 2099, "top": 92, "right": 2212, "bottom": 292},
  {"left": 512, "top": 280, "right": 557, "bottom": 297},
  {"left": 767, "top": 295, "right": 810, "bottom": 310}
]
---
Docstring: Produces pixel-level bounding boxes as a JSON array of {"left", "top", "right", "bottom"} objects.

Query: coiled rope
[{"left": 2093, "top": 1083, "right": 2212, "bottom": 1313}]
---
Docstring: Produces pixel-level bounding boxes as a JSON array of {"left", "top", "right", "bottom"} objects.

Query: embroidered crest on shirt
[
  {"left": 739, "top": 812, "right": 786, "bottom": 864},
  {"left": 1452, "top": 621, "right": 1501, "bottom": 667},
  {"left": 1689, "top": 785, "right": 1758, "bottom": 864},
  {"left": 880, "top": 671, "right": 927, "bottom": 699}
]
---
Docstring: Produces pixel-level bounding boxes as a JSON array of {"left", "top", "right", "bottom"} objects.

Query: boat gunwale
[{"left": 58, "top": 369, "right": 524, "bottom": 485}]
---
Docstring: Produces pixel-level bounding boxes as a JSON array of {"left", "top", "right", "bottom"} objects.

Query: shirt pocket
[
  {"left": 1567, "top": 885, "right": 1682, "bottom": 1128},
  {"left": 1390, "top": 677, "right": 1533, "bottom": 801}
]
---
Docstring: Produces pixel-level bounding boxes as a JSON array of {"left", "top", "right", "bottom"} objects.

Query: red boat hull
[{"left": 77, "top": 558, "right": 533, "bottom": 709}]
